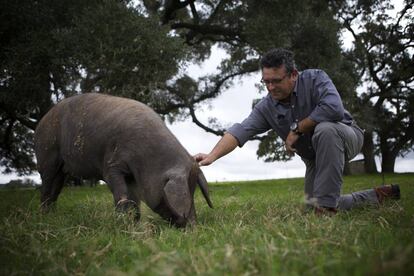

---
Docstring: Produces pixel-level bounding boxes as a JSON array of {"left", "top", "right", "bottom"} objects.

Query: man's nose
[{"left": 267, "top": 83, "right": 277, "bottom": 89}]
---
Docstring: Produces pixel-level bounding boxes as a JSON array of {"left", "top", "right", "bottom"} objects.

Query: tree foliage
[
  {"left": 149, "top": 0, "right": 358, "bottom": 162},
  {"left": 335, "top": 0, "right": 414, "bottom": 172},
  {"left": 1, "top": 0, "right": 412, "bottom": 175},
  {"left": 151, "top": 0, "right": 413, "bottom": 171},
  {"left": 0, "top": 0, "right": 190, "bottom": 174}
]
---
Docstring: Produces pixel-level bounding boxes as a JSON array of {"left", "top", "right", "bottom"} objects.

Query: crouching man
[{"left": 194, "top": 48, "right": 400, "bottom": 215}]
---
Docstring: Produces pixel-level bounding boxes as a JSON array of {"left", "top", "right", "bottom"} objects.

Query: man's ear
[
  {"left": 291, "top": 68, "right": 299, "bottom": 80},
  {"left": 163, "top": 177, "right": 192, "bottom": 218}
]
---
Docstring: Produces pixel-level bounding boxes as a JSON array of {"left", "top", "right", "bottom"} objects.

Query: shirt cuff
[
  {"left": 226, "top": 123, "right": 251, "bottom": 147},
  {"left": 308, "top": 112, "right": 323, "bottom": 123}
]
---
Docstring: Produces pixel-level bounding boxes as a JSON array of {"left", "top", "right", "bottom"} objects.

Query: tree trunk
[
  {"left": 381, "top": 157, "right": 396, "bottom": 173},
  {"left": 381, "top": 151, "right": 397, "bottom": 173},
  {"left": 379, "top": 133, "right": 398, "bottom": 173},
  {"left": 73, "top": 177, "right": 82, "bottom": 186},
  {"left": 361, "top": 131, "right": 378, "bottom": 173}
]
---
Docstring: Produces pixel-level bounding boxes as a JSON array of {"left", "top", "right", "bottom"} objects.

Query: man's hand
[
  {"left": 285, "top": 118, "right": 317, "bottom": 156},
  {"left": 193, "top": 133, "right": 239, "bottom": 166},
  {"left": 285, "top": 131, "right": 300, "bottom": 156},
  {"left": 193, "top": 153, "right": 215, "bottom": 166}
]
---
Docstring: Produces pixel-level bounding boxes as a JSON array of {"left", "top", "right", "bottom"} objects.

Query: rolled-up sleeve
[
  {"left": 227, "top": 105, "right": 270, "bottom": 147},
  {"left": 308, "top": 70, "right": 345, "bottom": 122}
]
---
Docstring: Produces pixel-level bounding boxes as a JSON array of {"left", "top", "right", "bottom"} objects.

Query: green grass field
[{"left": 1, "top": 173, "right": 413, "bottom": 275}]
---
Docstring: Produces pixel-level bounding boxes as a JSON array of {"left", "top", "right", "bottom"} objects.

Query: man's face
[{"left": 261, "top": 66, "right": 297, "bottom": 102}]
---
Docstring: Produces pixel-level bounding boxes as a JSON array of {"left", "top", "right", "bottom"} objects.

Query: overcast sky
[
  {"left": 2, "top": 44, "right": 412, "bottom": 184},
  {"left": 1, "top": 0, "right": 412, "bottom": 184}
]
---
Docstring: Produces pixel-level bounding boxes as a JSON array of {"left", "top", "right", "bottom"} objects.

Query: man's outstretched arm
[{"left": 193, "top": 133, "right": 239, "bottom": 166}]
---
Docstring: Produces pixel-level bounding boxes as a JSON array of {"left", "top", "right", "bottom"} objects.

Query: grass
[{"left": 0, "top": 173, "right": 413, "bottom": 275}]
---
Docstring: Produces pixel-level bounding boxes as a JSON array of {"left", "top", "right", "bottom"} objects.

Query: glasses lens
[{"left": 261, "top": 75, "right": 287, "bottom": 86}]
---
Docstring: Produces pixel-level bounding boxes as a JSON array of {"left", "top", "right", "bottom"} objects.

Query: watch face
[{"left": 290, "top": 122, "right": 298, "bottom": 131}]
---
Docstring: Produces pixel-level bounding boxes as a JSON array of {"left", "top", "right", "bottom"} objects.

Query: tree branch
[
  {"left": 162, "top": 0, "right": 194, "bottom": 24},
  {"left": 2, "top": 118, "right": 15, "bottom": 153},
  {"left": 0, "top": 103, "right": 37, "bottom": 130},
  {"left": 189, "top": 0, "right": 199, "bottom": 23},
  {"left": 195, "top": 60, "right": 258, "bottom": 102},
  {"left": 391, "top": 2, "right": 412, "bottom": 36},
  {"left": 188, "top": 103, "right": 265, "bottom": 141},
  {"left": 170, "top": 22, "right": 241, "bottom": 39},
  {"left": 188, "top": 105, "right": 225, "bottom": 136}
]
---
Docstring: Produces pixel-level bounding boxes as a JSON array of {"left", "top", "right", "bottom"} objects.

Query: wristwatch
[{"left": 290, "top": 121, "right": 303, "bottom": 136}]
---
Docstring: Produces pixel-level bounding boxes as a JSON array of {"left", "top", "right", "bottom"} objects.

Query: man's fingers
[
  {"left": 198, "top": 157, "right": 212, "bottom": 166},
  {"left": 193, "top": 153, "right": 212, "bottom": 166},
  {"left": 286, "top": 147, "right": 294, "bottom": 156},
  {"left": 193, "top": 153, "right": 206, "bottom": 162},
  {"left": 198, "top": 160, "right": 210, "bottom": 166},
  {"left": 285, "top": 143, "right": 297, "bottom": 157}
]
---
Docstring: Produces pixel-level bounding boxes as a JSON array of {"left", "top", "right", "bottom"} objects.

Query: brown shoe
[
  {"left": 374, "top": 184, "right": 401, "bottom": 204},
  {"left": 314, "top": 206, "right": 338, "bottom": 216}
]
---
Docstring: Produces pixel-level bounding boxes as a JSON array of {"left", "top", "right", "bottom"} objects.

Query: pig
[{"left": 34, "top": 93, "right": 212, "bottom": 227}]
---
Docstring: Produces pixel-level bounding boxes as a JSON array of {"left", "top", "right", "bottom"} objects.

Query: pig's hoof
[
  {"left": 116, "top": 199, "right": 137, "bottom": 212},
  {"left": 40, "top": 200, "right": 56, "bottom": 213},
  {"left": 115, "top": 199, "right": 140, "bottom": 221}
]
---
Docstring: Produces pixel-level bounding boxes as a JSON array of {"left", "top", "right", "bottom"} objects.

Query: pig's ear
[
  {"left": 163, "top": 177, "right": 191, "bottom": 218},
  {"left": 197, "top": 168, "right": 213, "bottom": 208}
]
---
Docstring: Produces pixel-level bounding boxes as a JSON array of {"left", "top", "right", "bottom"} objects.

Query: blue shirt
[{"left": 227, "top": 69, "right": 354, "bottom": 159}]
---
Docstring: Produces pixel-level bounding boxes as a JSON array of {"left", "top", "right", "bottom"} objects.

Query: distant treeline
[
  {"left": 1, "top": 177, "right": 100, "bottom": 188},
  {"left": 0, "top": 178, "right": 39, "bottom": 189}
]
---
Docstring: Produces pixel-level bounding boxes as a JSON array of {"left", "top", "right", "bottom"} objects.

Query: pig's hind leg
[{"left": 38, "top": 153, "right": 66, "bottom": 212}]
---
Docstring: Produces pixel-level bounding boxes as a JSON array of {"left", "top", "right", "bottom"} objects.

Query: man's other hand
[
  {"left": 285, "top": 131, "right": 300, "bottom": 156},
  {"left": 193, "top": 153, "right": 214, "bottom": 166}
]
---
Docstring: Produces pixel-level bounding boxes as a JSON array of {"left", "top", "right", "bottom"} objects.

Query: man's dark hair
[{"left": 260, "top": 48, "right": 296, "bottom": 74}]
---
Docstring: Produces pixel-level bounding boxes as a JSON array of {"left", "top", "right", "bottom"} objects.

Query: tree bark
[
  {"left": 381, "top": 154, "right": 396, "bottom": 173},
  {"left": 379, "top": 133, "right": 399, "bottom": 173},
  {"left": 361, "top": 131, "right": 378, "bottom": 173}
]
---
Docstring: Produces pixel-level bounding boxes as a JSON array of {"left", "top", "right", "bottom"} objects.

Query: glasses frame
[{"left": 260, "top": 73, "right": 289, "bottom": 86}]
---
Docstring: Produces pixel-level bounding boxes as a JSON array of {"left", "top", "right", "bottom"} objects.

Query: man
[{"left": 194, "top": 48, "right": 400, "bottom": 214}]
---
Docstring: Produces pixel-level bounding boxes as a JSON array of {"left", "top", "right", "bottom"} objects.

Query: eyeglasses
[{"left": 261, "top": 74, "right": 289, "bottom": 86}]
